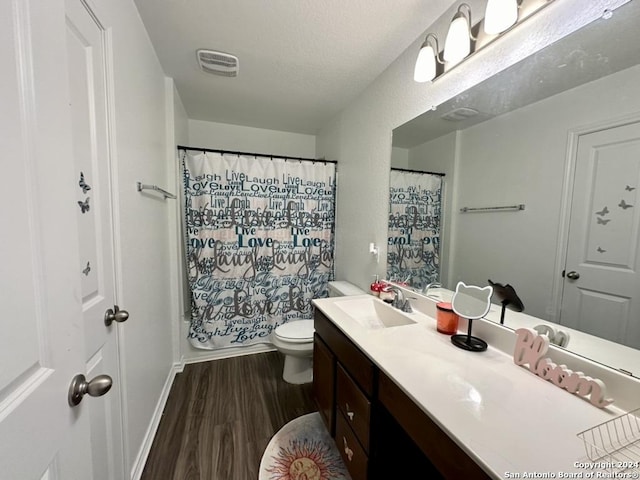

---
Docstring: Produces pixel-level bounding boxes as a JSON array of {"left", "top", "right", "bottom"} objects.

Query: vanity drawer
[
  {"left": 335, "top": 410, "right": 368, "bottom": 480},
  {"left": 336, "top": 364, "right": 370, "bottom": 452},
  {"left": 314, "top": 309, "right": 375, "bottom": 396}
]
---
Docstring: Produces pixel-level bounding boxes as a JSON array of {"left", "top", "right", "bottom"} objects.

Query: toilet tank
[{"left": 327, "top": 281, "right": 366, "bottom": 297}]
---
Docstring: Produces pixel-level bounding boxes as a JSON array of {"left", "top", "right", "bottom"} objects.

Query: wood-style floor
[{"left": 140, "top": 351, "right": 316, "bottom": 480}]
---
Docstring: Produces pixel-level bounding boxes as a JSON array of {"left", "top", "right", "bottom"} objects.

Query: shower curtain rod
[
  {"left": 177, "top": 145, "right": 337, "bottom": 164},
  {"left": 391, "top": 167, "right": 445, "bottom": 177}
]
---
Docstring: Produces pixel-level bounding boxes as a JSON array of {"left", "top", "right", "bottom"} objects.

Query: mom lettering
[{"left": 513, "top": 328, "right": 613, "bottom": 408}]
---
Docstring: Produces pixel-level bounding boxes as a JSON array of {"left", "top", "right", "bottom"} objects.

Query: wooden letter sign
[{"left": 513, "top": 328, "right": 613, "bottom": 408}]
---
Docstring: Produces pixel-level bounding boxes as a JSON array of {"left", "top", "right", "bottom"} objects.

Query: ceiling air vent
[
  {"left": 440, "top": 107, "right": 479, "bottom": 122},
  {"left": 196, "top": 49, "right": 239, "bottom": 77}
]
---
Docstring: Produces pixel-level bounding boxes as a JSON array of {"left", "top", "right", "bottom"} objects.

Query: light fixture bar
[{"left": 413, "top": 0, "right": 555, "bottom": 84}]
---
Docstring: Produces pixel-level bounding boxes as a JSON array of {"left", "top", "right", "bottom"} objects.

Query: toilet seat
[{"left": 275, "top": 320, "right": 314, "bottom": 344}]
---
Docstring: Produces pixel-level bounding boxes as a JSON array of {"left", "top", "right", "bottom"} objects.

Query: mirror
[{"left": 390, "top": 1, "right": 640, "bottom": 372}]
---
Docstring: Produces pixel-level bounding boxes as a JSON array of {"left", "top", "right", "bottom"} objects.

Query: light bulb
[
  {"left": 444, "top": 13, "right": 471, "bottom": 63},
  {"left": 414, "top": 44, "right": 436, "bottom": 83},
  {"left": 484, "top": 0, "right": 518, "bottom": 35}
]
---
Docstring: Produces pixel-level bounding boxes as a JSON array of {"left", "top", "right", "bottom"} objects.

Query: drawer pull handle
[
  {"left": 345, "top": 403, "right": 355, "bottom": 421},
  {"left": 343, "top": 437, "right": 354, "bottom": 461}
]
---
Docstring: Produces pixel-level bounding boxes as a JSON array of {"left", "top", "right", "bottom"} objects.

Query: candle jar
[{"left": 436, "top": 302, "right": 459, "bottom": 335}]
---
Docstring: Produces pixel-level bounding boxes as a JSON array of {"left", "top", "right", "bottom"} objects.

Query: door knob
[
  {"left": 566, "top": 271, "right": 580, "bottom": 280},
  {"left": 104, "top": 305, "right": 129, "bottom": 326},
  {"left": 68, "top": 374, "right": 112, "bottom": 406}
]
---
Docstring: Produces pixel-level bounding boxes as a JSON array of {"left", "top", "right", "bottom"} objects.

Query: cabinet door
[
  {"left": 336, "top": 411, "right": 368, "bottom": 480},
  {"left": 336, "top": 364, "right": 371, "bottom": 453},
  {"left": 313, "top": 334, "right": 335, "bottom": 434}
]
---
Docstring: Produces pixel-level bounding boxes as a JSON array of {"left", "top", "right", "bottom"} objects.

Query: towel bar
[{"left": 136, "top": 182, "right": 176, "bottom": 199}]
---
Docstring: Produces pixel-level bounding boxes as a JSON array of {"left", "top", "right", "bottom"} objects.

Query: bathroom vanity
[
  {"left": 313, "top": 306, "right": 487, "bottom": 479},
  {"left": 312, "top": 294, "right": 635, "bottom": 480}
]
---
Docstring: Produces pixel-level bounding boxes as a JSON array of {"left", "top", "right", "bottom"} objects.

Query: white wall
[
  {"left": 390, "top": 147, "right": 409, "bottom": 168},
  {"left": 165, "top": 79, "right": 189, "bottom": 370},
  {"left": 408, "top": 132, "right": 458, "bottom": 288},
  {"left": 448, "top": 63, "right": 640, "bottom": 320},
  {"left": 94, "top": 0, "right": 175, "bottom": 476},
  {"left": 316, "top": 0, "right": 625, "bottom": 294},
  {"left": 188, "top": 119, "right": 316, "bottom": 158},
  {"left": 173, "top": 83, "right": 189, "bottom": 147}
]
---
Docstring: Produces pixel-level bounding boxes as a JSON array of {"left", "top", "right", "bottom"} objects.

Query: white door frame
[{"left": 550, "top": 111, "right": 640, "bottom": 322}]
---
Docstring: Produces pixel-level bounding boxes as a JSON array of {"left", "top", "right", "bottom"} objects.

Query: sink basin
[{"left": 334, "top": 297, "right": 416, "bottom": 329}]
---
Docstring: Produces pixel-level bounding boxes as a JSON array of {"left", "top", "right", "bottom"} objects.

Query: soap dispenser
[{"left": 370, "top": 275, "right": 383, "bottom": 297}]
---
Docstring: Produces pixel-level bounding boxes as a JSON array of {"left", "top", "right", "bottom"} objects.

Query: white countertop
[{"left": 313, "top": 294, "right": 635, "bottom": 479}]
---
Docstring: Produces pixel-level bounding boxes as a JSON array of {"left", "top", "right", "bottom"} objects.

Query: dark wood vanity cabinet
[
  {"left": 313, "top": 308, "right": 490, "bottom": 480},
  {"left": 312, "top": 334, "right": 335, "bottom": 434}
]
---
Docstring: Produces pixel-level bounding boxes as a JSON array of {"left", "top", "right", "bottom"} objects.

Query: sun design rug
[{"left": 259, "top": 412, "right": 351, "bottom": 480}]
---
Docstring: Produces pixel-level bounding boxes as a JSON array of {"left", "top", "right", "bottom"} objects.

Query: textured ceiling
[
  {"left": 393, "top": 0, "right": 640, "bottom": 148},
  {"left": 133, "top": 0, "right": 454, "bottom": 134}
]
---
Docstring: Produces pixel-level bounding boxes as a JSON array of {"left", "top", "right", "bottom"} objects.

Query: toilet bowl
[
  {"left": 272, "top": 320, "right": 315, "bottom": 384},
  {"left": 272, "top": 281, "right": 367, "bottom": 385}
]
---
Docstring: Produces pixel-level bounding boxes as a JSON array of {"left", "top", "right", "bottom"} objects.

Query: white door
[
  {"left": 0, "top": 0, "right": 92, "bottom": 478},
  {"left": 560, "top": 120, "right": 640, "bottom": 349},
  {"left": 65, "top": 1, "right": 126, "bottom": 479}
]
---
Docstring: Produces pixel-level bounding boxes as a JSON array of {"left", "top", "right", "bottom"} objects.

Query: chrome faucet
[
  {"left": 422, "top": 282, "right": 442, "bottom": 296},
  {"left": 391, "top": 287, "right": 413, "bottom": 313}
]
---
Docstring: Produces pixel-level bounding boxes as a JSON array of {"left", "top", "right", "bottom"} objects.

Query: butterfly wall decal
[
  {"left": 78, "top": 197, "right": 90, "bottom": 213},
  {"left": 595, "top": 206, "right": 609, "bottom": 216},
  {"left": 619, "top": 199, "right": 633, "bottom": 210},
  {"left": 625, "top": 185, "right": 636, "bottom": 191},
  {"left": 79, "top": 171, "right": 91, "bottom": 194},
  {"left": 82, "top": 261, "right": 91, "bottom": 276},
  {"left": 597, "top": 247, "right": 606, "bottom": 253},
  {"left": 596, "top": 217, "right": 610, "bottom": 225}
]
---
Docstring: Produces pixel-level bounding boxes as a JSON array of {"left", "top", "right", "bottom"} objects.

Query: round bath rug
[{"left": 259, "top": 412, "right": 351, "bottom": 480}]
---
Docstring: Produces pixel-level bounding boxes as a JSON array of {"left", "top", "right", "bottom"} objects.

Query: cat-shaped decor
[
  {"left": 450, "top": 282, "right": 493, "bottom": 352},
  {"left": 451, "top": 282, "right": 493, "bottom": 320}
]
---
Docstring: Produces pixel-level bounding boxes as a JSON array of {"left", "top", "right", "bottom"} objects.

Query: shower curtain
[
  {"left": 182, "top": 150, "right": 336, "bottom": 350},
  {"left": 387, "top": 169, "right": 442, "bottom": 290}
]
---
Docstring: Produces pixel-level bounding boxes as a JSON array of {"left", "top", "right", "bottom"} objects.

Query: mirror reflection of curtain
[
  {"left": 387, "top": 169, "right": 443, "bottom": 290},
  {"left": 182, "top": 150, "right": 336, "bottom": 350}
]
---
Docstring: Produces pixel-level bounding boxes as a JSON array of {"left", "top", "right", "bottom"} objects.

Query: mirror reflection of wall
[
  {"left": 391, "top": 1, "right": 640, "bottom": 352},
  {"left": 387, "top": 168, "right": 444, "bottom": 290}
]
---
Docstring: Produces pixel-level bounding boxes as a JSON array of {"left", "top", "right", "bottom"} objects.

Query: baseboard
[
  {"left": 129, "top": 361, "right": 182, "bottom": 480},
  {"left": 183, "top": 343, "right": 276, "bottom": 364}
]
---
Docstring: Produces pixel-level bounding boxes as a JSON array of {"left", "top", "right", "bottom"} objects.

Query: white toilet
[{"left": 272, "top": 281, "right": 366, "bottom": 384}]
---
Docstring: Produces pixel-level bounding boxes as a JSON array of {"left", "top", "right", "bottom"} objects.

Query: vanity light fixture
[
  {"left": 413, "top": 0, "right": 555, "bottom": 83},
  {"left": 413, "top": 33, "right": 444, "bottom": 83},
  {"left": 484, "top": 0, "right": 519, "bottom": 35},
  {"left": 443, "top": 3, "right": 474, "bottom": 64}
]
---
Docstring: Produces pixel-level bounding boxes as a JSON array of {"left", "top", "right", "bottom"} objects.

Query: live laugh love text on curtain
[
  {"left": 387, "top": 169, "right": 442, "bottom": 290},
  {"left": 182, "top": 151, "right": 336, "bottom": 350}
]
